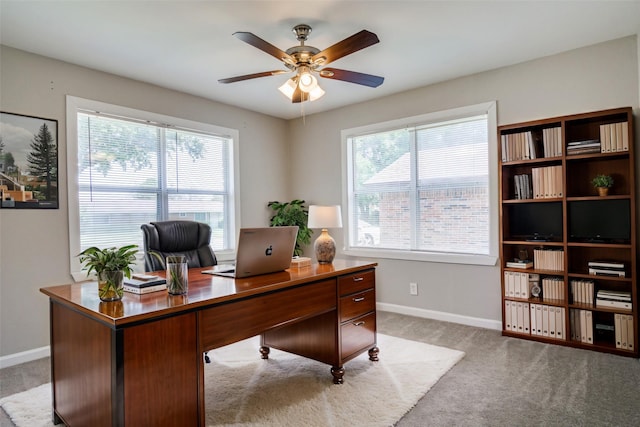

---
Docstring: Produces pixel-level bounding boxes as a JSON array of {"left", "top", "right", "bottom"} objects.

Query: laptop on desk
[{"left": 203, "top": 226, "right": 298, "bottom": 278}]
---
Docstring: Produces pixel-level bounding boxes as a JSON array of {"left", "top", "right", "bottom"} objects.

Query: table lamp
[{"left": 307, "top": 205, "right": 343, "bottom": 264}]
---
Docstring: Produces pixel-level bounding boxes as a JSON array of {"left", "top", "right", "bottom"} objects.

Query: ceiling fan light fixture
[
  {"left": 278, "top": 77, "right": 297, "bottom": 100},
  {"left": 308, "top": 85, "right": 325, "bottom": 101},
  {"left": 298, "top": 69, "right": 318, "bottom": 93}
]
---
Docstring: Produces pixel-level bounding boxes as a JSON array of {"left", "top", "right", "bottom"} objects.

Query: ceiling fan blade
[
  {"left": 311, "top": 30, "right": 380, "bottom": 66},
  {"left": 218, "top": 70, "right": 288, "bottom": 84},
  {"left": 319, "top": 68, "right": 384, "bottom": 88},
  {"left": 233, "top": 31, "right": 295, "bottom": 65}
]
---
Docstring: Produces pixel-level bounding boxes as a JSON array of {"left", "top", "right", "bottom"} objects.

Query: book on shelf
[
  {"left": 566, "top": 146, "right": 601, "bottom": 155},
  {"left": 513, "top": 173, "right": 532, "bottom": 199},
  {"left": 588, "top": 268, "right": 626, "bottom": 278},
  {"left": 542, "top": 127, "right": 562, "bottom": 157},
  {"left": 599, "top": 122, "right": 629, "bottom": 153},
  {"left": 596, "top": 290, "right": 631, "bottom": 301},
  {"left": 506, "top": 261, "right": 533, "bottom": 269},
  {"left": 588, "top": 260, "right": 625, "bottom": 269},
  {"left": 596, "top": 298, "right": 632, "bottom": 310},
  {"left": 531, "top": 165, "right": 562, "bottom": 199},
  {"left": 501, "top": 130, "right": 543, "bottom": 162}
]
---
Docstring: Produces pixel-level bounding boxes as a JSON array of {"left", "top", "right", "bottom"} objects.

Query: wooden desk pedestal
[{"left": 41, "top": 260, "right": 377, "bottom": 426}]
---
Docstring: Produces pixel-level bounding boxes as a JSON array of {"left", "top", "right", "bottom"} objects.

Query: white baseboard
[
  {"left": 0, "top": 346, "right": 50, "bottom": 369},
  {"left": 378, "top": 302, "right": 502, "bottom": 331}
]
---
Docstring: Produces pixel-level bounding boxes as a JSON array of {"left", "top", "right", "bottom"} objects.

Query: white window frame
[
  {"left": 341, "top": 101, "right": 498, "bottom": 266},
  {"left": 66, "top": 96, "right": 240, "bottom": 279}
]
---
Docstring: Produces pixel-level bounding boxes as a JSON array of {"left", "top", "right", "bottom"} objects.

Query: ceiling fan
[{"left": 218, "top": 24, "right": 384, "bottom": 103}]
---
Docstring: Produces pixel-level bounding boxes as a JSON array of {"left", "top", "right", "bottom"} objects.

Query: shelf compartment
[
  {"left": 565, "top": 156, "right": 630, "bottom": 197},
  {"left": 566, "top": 246, "right": 632, "bottom": 278},
  {"left": 501, "top": 202, "right": 563, "bottom": 242}
]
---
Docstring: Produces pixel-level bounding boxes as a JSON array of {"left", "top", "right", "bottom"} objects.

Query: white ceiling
[{"left": 1, "top": 1, "right": 639, "bottom": 120}]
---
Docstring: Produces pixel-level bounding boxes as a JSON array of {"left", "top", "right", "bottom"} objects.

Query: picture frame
[{"left": 0, "top": 111, "right": 59, "bottom": 209}]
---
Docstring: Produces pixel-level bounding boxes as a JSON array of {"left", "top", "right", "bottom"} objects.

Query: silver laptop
[{"left": 203, "top": 226, "right": 298, "bottom": 278}]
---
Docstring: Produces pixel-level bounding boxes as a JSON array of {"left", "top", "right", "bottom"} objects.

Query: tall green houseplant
[{"left": 268, "top": 199, "right": 312, "bottom": 257}]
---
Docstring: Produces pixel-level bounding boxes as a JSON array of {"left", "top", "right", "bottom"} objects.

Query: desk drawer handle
[
  {"left": 353, "top": 321, "right": 365, "bottom": 327},
  {"left": 353, "top": 297, "right": 365, "bottom": 302},
  {"left": 352, "top": 277, "right": 364, "bottom": 282}
]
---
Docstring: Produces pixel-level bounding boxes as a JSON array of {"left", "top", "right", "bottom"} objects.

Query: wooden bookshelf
[{"left": 499, "top": 107, "right": 637, "bottom": 357}]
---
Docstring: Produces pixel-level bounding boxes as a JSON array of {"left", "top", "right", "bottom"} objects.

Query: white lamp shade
[
  {"left": 278, "top": 78, "right": 297, "bottom": 99},
  {"left": 308, "top": 205, "right": 343, "bottom": 229}
]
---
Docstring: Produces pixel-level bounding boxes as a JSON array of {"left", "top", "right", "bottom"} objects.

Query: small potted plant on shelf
[
  {"left": 591, "top": 174, "right": 614, "bottom": 196},
  {"left": 78, "top": 245, "right": 138, "bottom": 301}
]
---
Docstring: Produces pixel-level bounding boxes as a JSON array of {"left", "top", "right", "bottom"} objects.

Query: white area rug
[{"left": 1, "top": 334, "right": 464, "bottom": 427}]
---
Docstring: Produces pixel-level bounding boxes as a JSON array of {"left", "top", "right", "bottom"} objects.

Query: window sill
[{"left": 343, "top": 247, "right": 498, "bottom": 266}]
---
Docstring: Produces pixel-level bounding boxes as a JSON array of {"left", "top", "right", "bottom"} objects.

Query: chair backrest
[{"left": 141, "top": 220, "right": 217, "bottom": 272}]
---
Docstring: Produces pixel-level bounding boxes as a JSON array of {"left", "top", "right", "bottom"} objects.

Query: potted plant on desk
[
  {"left": 592, "top": 174, "right": 613, "bottom": 196},
  {"left": 78, "top": 245, "right": 138, "bottom": 301},
  {"left": 268, "top": 199, "right": 312, "bottom": 256}
]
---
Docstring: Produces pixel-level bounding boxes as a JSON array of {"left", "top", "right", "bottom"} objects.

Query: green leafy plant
[
  {"left": 591, "top": 174, "right": 614, "bottom": 188},
  {"left": 268, "top": 199, "right": 312, "bottom": 257},
  {"left": 78, "top": 245, "right": 138, "bottom": 300}
]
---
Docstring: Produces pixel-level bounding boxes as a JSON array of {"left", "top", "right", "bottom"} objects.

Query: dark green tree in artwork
[{"left": 26, "top": 123, "right": 57, "bottom": 201}]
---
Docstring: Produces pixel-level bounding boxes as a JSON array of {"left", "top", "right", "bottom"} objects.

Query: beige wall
[
  {"left": 1, "top": 35, "right": 639, "bottom": 361},
  {"left": 0, "top": 45, "right": 289, "bottom": 359},
  {"left": 289, "top": 36, "right": 639, "bottom": 327}
]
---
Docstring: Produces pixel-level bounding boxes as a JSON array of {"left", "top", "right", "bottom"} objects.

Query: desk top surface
[{"left": 40, "top": 259, "right": 377, "bottom": 327}]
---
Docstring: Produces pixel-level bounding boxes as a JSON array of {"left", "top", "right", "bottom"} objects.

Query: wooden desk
[{"left": 41, "top": 260, "right": 378, "bottom": 426}]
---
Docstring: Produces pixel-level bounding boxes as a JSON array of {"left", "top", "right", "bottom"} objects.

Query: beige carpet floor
[{"left": 1, "top": 333, "right": 463, "bottom": 427}]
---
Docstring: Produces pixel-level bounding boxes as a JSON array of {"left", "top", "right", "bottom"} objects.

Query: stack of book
[
  {"left": 542, "top": 277, "right": 564, "bottom": 301},
  {"left": 501, "top": 131, "right": 537, "bottom": 162},
  {"left": 533, "top": 248, "right": 564, "bottom": 271},
  {"left": 506, "top": 260, "right": 533, "bottom": 269},
  {"left": 531, "top": 165, "right": 562, "bottom": 199},
  {"left": 542, "top": 127, "right": 562, "bottom": 157},
  {"left": 124, "top": 274, "right": 167, "bottom": 294},
  {"left": 503, "top": 270, "right": 532, "bottom": 298},
  {"left": 504, "top": 300, "right": 530, "bottom": 335},
  {"left": 599, "top": 122, "right": 629, "bottom": 153},
  {"left": 596, "top": 290, "right": 632, "bottom": 310},
  {"left": 614, "top": 313, "right": 635, "bottom": 351},
  {"left": 566, "top": 139, "right": 601, "bottom": 155},
  {"left": 530, "top": 304, "right": 565, "bottom": 340},
  {"left": 588, "top": 261, "right": 625, "bottom": 278},
  {"left": 570, "top": 279, "right": 594, "bottom": 305},
  {"left": 513, "top": 174, "right": 532, "bottom": 199},
  {"left": 570, "top": 309, "right": 593, "bottom": 344}
]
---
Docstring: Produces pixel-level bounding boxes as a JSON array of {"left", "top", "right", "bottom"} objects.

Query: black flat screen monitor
[
  {"left": 568, "top": 199, "right": 630, "bottom": 243},
  {"left": 508, "top": 202, "right": 562, "bottom": 241}
]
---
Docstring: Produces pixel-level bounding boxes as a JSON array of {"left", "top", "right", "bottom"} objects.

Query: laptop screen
[{"left": 206, "top": 226, "right": 298, "bottom": 278}]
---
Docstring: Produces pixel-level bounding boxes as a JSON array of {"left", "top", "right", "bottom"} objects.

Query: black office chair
[
  {"left": 141, "top": 220, "right": 218, "bottom": 363},
  {"left": 140, "top": 220, "right": 217, "bottom": 271}
]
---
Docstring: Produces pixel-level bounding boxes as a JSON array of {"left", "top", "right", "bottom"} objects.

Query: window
[
  {"left": 67, "top": 96, "right": 239, "bottom": 277},
  {"left": 343, "top": 102, "right": 498, "bottom": 265}
]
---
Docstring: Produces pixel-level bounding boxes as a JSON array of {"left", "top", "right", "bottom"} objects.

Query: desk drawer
[
  {"left": 338, "top": 269, "right": 375, "bottom": 296},
  {"left": 341, "top": 311, "right": 376, "bottom": 359},
  {"left": 340, "top": 288, "right": 375, "bottom": 322},
  {"left": 199, "top": 279, "right": 336, "bottom": 350}
]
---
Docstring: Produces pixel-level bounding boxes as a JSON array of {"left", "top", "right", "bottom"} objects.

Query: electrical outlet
[{"left": 409, "top": 282, "right": 418, "bottom": 296}]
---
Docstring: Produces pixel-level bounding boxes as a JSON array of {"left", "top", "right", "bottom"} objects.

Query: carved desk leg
[
  {"left": 368, "top": 346, "right": 380, "bottom": 361},
  {"left": 259, "top": 346, "right": 270, "bottom": 359},
  {"left": 331, "top": 366, "right": 345, "bottom": 384}
]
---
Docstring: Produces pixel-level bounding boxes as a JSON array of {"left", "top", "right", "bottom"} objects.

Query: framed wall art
[{"left": 0, "top": 111, "right": 59, "bottom": 209}]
